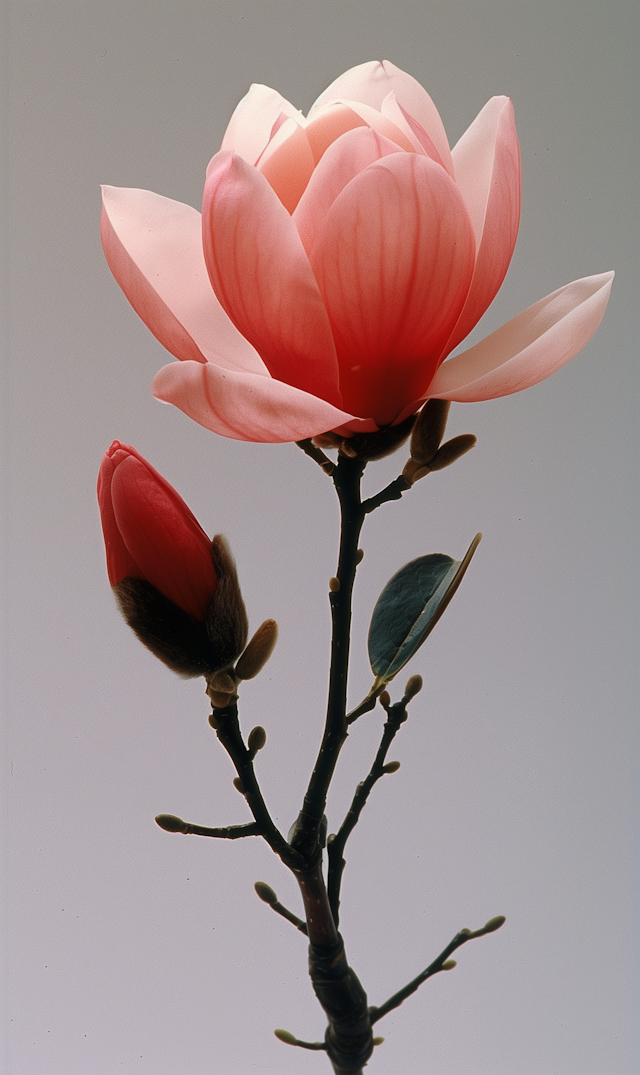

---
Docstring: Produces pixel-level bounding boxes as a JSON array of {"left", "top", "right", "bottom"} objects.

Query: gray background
[{"left": 1, "top": 1, "right": 636, "bottom": 1073}]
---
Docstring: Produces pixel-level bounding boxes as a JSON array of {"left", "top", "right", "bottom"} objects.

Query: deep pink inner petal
[{"left": 311, "top": 153, "right": 475, "bottom": 425}]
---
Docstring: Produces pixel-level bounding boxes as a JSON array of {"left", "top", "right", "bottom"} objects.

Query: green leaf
[{"left": 368, "top": 534, "right": 481, "bottom": 683}]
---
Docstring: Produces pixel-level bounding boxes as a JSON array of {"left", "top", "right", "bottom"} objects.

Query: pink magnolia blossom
[{"left": 101, "top": 60, "right": 613, "bottom": 443}]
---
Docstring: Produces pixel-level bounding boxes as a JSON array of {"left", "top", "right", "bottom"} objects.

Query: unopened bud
[
  {"left": 329, "top": 577, "right": 340, "bottom": 592},
  {"left": 233, "top": 776, "right": 245, "bottom": 794},
  {"left": 247, "top": 725, "right": 267, "bottom": 755},
  {"left": 442, "top": 959, "right": 457, "bottom": 970},
  {"left": 382, "top": 760, "right": 401, "bottom": 774},
  {"left": 235, "top": 619, "right": 278, "bottom": 680},
  {"left": 274, "top": 1029, "right": 297, "bottom": 1045},
  {"left": 404, "top": 674, "right": 423, "bottom": 700},
  {"left": 155, "top": 814, "right": 187, "bottom": 833},
  {"left": 379, "top": 690, "right": 391, "bottom": 708},
  {"left": 402, "top": 460, "right": 431, "bottom": 485},
  {"left": 373, "top": 1036, "right": 385, "bottom": 1046},
  {"left": 207, "top": 669, "right": 236, "bottom": 695},
  {"left": 355, "top": 548, "right": 364, "bottom": 565},
  {"left": 481, "top": 915, "right": 506, "bottom": 934},
  {"left": 254, "top": 881, "right": 278, "bottom": 905},
  {"left": 427, "top": 434, "right": 477, "bottom": 471},
  {"left": 410, "top": 399, "right": 451, "bottom": 464}
]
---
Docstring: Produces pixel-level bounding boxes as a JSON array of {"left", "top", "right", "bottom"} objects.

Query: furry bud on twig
[
  {"left": 480, "top": 915, "right": 506, "bottom": 934},
  {"left": 442, "top": 960, "right": 457, "bottom": 970},
  {"left": 373, "top": 1037, "right": 385, "bottom": 1046},
  {"left": 403, "top": 674, "right": 423, "bottom": 701},
  {"left": 254, "top": 881, "right": 278, "bottom": 905},
  {"left": 379, "top": 690, "right": 391, "bottom": 708},
  {"left": 247, "top": 726, "right": 267, "bottom": 756},
  {"left": 410, "top": 399, "right": 451, "bottom": 464},
  {"left": 233, "top": 777, "right": 245, "bottom": 795},
  {"left": 426, "top": 434, "right": 477, "bottom": 472},
  {"left": 274, "top": 1029, "right": 297, "bottom": 1045},
  {"left": 382, "top": 761, "right": 401, "bottom": 774},
  {"left": 235, "top": 619, "right": 278, "bottom": 680},
  {"left": 155, "top": 814, "right": 188, "bottom": 833}
]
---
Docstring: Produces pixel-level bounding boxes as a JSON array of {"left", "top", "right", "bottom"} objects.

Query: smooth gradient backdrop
[{"left": 1, "top": 2, "right": 636, "bottom": 1073}]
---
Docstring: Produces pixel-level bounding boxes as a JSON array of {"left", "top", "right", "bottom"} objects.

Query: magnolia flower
[
  {"left": 101, "top": 61, "right": 613, "bottom": 444},
  {"left": 98, "top": 441, "right": 247, "bottom": 675}
]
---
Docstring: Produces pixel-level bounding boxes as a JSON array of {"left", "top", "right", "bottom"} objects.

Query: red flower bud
[
  {"left": 98, "top": 441, "right": 217, "bottom": 621},
  {"left": 97, "top": 442, "right": 247, "bottom": 677}
]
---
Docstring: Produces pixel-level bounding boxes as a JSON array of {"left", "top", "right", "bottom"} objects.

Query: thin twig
[
  {"left": 268, "top": 900, "right": 308, "bottom": 935},
  {"left": 210, "top": 703, "right": 305, "bottom": 871},
  {"left": 327, "top": 701, "right": 407, "bottom": 925},
  {"left": 362, "top": 474, "right": 411, "bottom": 514},
  {"left": 296, "top": 438, "right": 336, "bottom": 475},
  {"left": 369, "top": 917, "right": 506, "bottom": 1024},
  {"left": 155, "top": 815, "right": 260, "bottom": 839}
]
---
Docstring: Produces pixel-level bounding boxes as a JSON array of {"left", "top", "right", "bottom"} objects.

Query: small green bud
[
  {"left": 233, "top": 776, "right": 245, "bottom": 794},
  {"left": 373, "top": 1036, "right": 385, "bottom": 1046},
  {"left": 155, "top": 814, "right": 187, "bottom": 833},
  {"left": 247, "top": 725, "right": 267, "bottom": 755},
  {"left": 404, "top": 674, "right": 423, "bottom": 700},
  {"left": 442, "top": 959, "right": 457, "bottom": 970},
  {"left": 382, "top": 760, "right": 401, "bottom": 774},
  {"left": 481, "top": 914, "right": 506, "bottom": 934},
  {"left": 355, "top": 548, "right": 364, "bottom": 565},
  {"left": 329, "top": 576, "right": 340, "bottom": 592},
  {"left": 254, "top": 881, "right": 278, "bottom": 905},
  {"left": 274, "top": 1029, "right": 297, "bottom": 1045}
]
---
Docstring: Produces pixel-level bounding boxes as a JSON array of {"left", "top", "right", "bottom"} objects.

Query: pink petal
[
  {"left": 303, "top": 103, "right": 368, "bottom": 164},
  {"left": 255, "top": 117, "right": 316, "bottom": 212},
  {"left": 310, "top": 152, "right": 475, "bottom": 425},
  {"left": 444, "top": 98, "right": 521, "bottom": 353},
  {"left": 97, "top": 448, "right": 142, "bottom": 584},
  {"left": 101, "top": 186, "right": 266, "bottom": 374},
  {"left": 308, "top": 99, "right": 415, "bottom": 155},
  {"left": 153, "top": 360, "right": 358, "bottom": 443},
  {"left": 293, "top": 127, "right": 402, "bottom": 257},
  {"left": 219, "top": 83, "right": 304, "bottom": 166},
  {"left": 427, "top": 272, "right": 614, "bottom": 401},
  {"left": 202, "top": 151, "right": 341, "bottom": 405},
  {"left": 380, "top": 93, "right": 447, "bottom": 168},
  {"left": 309, "top": 60, "right": 454, "bottom": 178}
]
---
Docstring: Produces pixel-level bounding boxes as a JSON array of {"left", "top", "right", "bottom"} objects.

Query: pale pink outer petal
[
  {"left": 219, "top": 83, "right": 305, "bottom": 165},
  {"left": 153, "top": 360, "right": 359, "bottom": 443},
  {"left": 443, "top": 98, "right": 521, "bottom": 354},
  {"left": 309, "top": 60, "right": 454, "bottom": 177},
  {"left": 255, "top": 118, "right": 316, "bottom": 213},
  {"left": 293, "top": 127, "right": 402, "bottom": 257},
  {"left": 100, "top": 186, "right": 267, "bottom": 375},
  {"left": 311, "top": 152, "right": 475, "bottom": 425},
  {"left": 202, "top": 151, "right": 341, "bottom": 405},
  {"left": 427, "top": 272, "right": 614, "bottom": 401}
]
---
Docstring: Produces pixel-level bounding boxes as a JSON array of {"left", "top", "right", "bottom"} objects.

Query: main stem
[
  {"left": 289, "top": 454, "right": 373, "bottom": 1073},
  {"left": 290, "top": 454, "right": 366, "bottom": 859}
]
